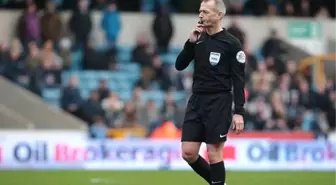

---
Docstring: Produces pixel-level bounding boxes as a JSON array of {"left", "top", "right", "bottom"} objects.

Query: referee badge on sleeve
[
  {"left": 236, "top": 51, "right": 246, "bottom": 63},
  {"left": 209, "top": 52, "right": 221, "bottom": 66}
]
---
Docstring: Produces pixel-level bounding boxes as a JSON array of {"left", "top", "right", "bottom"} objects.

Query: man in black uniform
[{"left": 175, "top": 0, "right": 245, "bottom": 185}]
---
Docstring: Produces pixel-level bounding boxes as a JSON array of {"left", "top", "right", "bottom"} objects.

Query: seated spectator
[
  {"left": 150, "top": 120, "right": 181, "bottom": 139},
  {"left": 0, "top": 42, "right": 9, "bottom": 74},
  {"left": 246, "top": 96, "right": 272, "bottom": 130},
  {"left": 32, "top": 54, "right": 62, "bottom": 90},
  {"left": 90, "top": 116, "right": 108, "bottom": 139},
  {"left": 135, "top": 67, "right": 155, "bottom": 90},
  {"left": 115, "top": 102, "right": 143, "bottom": 129},
  {"left": 3, "top": 39, "right": 30, "bottom": 88},
  {"left": 40, "top": 40, "right": 63, "bottom": 68},
  {"left": 97, "top": 79, "right": 110, "bottom": 101},
  {"left": 132, "top": 33, "right": 153, "bottom": 66},
  {"left": 161, "top": 91, "right": 178, "bottom": 121},
  {"left": 82, "top": 40, "right": 110, "bottom": 70},
  {"left": 80, "top": 90, "right": 105, "bottom": 125},
  {"left": 61, "top": 75, "right": 82, "bottom": 118},
  {"left": 26, "top": 41, "right": 41, "bottom": 71},
  {"left": 152, "top": 55, "right": 172, "bottom": 91},
  {"left": 101, "top": 92, "right": 124, "bottom": 127},
  {"left": 251, "top": 62, "right": 275, "bottom": 94},
  {"left": 139, "top": 99, "right": 160, "bottom": 128},
  {"left": 58, "top": 38, "right": 72, "bottom": 70}
]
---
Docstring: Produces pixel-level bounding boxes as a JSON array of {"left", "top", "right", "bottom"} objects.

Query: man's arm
[
  {"left": 231, "top": 40, "right": 246, "bottom": 116},
  {"left": 175, "top": 40, "right": 195, "bottom": 71}
]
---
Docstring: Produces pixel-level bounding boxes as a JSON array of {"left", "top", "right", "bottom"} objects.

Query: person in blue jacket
[{"left": 101, "top": 0, "right": 121, "bottom": 48}]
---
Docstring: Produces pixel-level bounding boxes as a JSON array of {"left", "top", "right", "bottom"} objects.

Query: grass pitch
[{"left": 0, "top": 170, "right": 334, "bottom": 185}]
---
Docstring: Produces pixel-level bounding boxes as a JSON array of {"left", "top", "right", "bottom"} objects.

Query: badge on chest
[{"left": 209, "top": 52, "right": 221, "bottom": 66}]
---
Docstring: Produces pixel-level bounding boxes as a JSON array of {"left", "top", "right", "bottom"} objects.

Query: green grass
[{"left": 0, "top": 171, "right": 334, "bottom": 185}]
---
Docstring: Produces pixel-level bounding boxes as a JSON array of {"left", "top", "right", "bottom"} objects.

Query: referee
[{"left": 175, "top": 0, "right": 245, "bottom": 185}]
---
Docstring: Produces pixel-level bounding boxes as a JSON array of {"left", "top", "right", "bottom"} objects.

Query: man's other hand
[{"left": 232, "top": 114, "right": 244, "bottom": 135}]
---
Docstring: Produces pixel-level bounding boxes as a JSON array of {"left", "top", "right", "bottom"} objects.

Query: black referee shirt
[{"left": 175, "top": 28, "right": 246, "bottom": 115}]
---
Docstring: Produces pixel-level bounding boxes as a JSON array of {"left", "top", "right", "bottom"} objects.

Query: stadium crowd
[{"left": 0, "top": 0, "right": 335, "bottom": 139}]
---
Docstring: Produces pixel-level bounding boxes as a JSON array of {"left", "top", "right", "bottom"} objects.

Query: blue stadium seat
[
  {"left": 71, "top": 50, "right": 83, "bottom": 70},
  {"left": 81, "top": 89, "right": 90, "bottom": 99},
  {"left": 170, "top": 47, "right": 182, "bottom": 55},
  {"left": 161, "top": 53, "right": 177, "bottom": 64},
  {"left": 42, "top": 88, "right": 61, "bottom": 101},
  {"left": 119, "top": 91, "right": 132, "bottom": 101}
]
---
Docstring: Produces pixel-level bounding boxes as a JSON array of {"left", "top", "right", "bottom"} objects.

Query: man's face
[{"left": 199, "top": 1, "right": 222, "bottom": 27}]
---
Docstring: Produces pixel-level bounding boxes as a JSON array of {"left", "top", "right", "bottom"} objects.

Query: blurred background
[{"left": 0, "top": 0, "right": 335, "bottom": 184}]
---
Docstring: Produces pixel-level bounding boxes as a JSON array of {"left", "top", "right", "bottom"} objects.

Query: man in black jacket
[
  {"left": 175, "top": 0, "right": 246, "bottom": 185},
  {"left": 69, "top": 0, "right": 92, "bottom": 49}
]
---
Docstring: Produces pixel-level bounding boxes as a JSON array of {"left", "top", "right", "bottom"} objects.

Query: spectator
[
  {"left": 0, "top": 42, "right": 9, "bottom": 74},
  {"left": 69, "top": 0, "right": 92, "bottom": 49},
  {"left": 261, "top": 29, "right": 283, "bottom": 59},
  {"left": 152, "top": 4, "right": 174, "bottom": 54},
  {"left": 246, "top": 96, "right": 272, "bottom": 130},
  {"left": 152, "top": 55, "right": 172, "bottom": 91},
  {"left": 132, "top": 33, "right": 153, "bottom": 66},
  {"left": 40, "top": 40, "right": 63, "bottom": 68},
  {"left": 58, "top": 38, "right": 72, "bottom": 70},
  {"left": 135, "top": 67, "right": 155, "bottom": 90},
  {"left": 161, "top": 91, "right": 178, "bottom": 121},
  {"left": 61, "top": 75, "right": 82, "bottom": 118},
  {"left": 97, "top": 79, "right": 110, "bottom": 101},
  {"left": 139, "top": 99, "right": 160, "bottom": 129},
  {"left": 101, "top": 92, "right": 124, "bottom": 127},
  {"left": 16, "top": 2, "right": 40, "bottom": 47},
  {"left": 82, "top": 40, "right": 110, "bottom": 70},
  {"left": 226, "top": 0, "right": 244, "bottom": 15},
  {"left": 40, "top": 0, "right": 63, "bottom": 44},
  {"left": 315, "top": 7, "right": 330, "bottom": 18},
  {"left": 115, "top": 102, "right": 143, "bottom": 129},
  {"left": 227, "top": 19, "right": 245, "bottom": 48},
  {"left": 281, "top": 1, "right": 295, "bottom": 17},
  {"left": 80, "top": 90, "right": 105, "bottom": 125},
  {"left": 26, "top": 41, "right": 41, "bottom": 72},
  {"left": 299, "top": 0, "right": 311, "bottom": 17},
  {"left": 90, "top": 116, "right": 108, "bottom": 139},
  {"left": 101, "top": 0, "right": 121, "bottom": 48},
  {"left": 3, "top": 39, "right": 30, "bottom": 88},
  {"left": 243, "top": 0, "right": 268, "bottom": 16},
  {"left": 33, "top": 53, "right": 62, "bottom": 90}
]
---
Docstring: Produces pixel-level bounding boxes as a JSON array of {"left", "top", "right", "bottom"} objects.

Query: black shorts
[{"left": 181, "top": 92, "right": 233, "bottom": 144}]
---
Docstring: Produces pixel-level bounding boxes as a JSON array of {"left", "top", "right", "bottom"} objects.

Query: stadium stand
[
  {"left": 0, "top": 76, "right": 87, "bottom": 130},
  {"left": 0, "top": 0, "right": 334, "bottom": 140}
]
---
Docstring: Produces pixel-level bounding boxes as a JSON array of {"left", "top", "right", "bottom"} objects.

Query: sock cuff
[
  {"left": 189, "top": 155, "right": 201, "bottom": 165},
  {"left": 210, "top": 161, "right": 224, "bottom": 167}
]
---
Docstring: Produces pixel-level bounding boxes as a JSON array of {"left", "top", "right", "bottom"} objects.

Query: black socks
[
  {"left": 189, "top": 156, "right": 211, "bottom": 184},
  {"left": 210, "top": 161, "right": 225, "bottom": 185}
]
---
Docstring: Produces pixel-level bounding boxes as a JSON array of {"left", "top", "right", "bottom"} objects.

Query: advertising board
[{"left": 0, "top": 131, "right": 334, "bottom": 171}]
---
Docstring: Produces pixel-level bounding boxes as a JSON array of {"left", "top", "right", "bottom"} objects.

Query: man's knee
[
  {"left": 206, "top": 143, "right": 224, "bottom": 164},
  {"left": 181, "top": 142, "right": 201, "bottom": 163}
]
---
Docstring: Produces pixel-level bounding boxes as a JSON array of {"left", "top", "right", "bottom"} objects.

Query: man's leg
[
  {"left": 181, "top": 94, "right": 210, "bottom": 183},
  {"left": 207, "top": 143, "right": 226, "bottom": 185},
  {"left": 182, "top": 142, "right": 211, "bottom": 184},
  {"left": 204, "top": 93, "right": 232, "bottom": 185}
]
